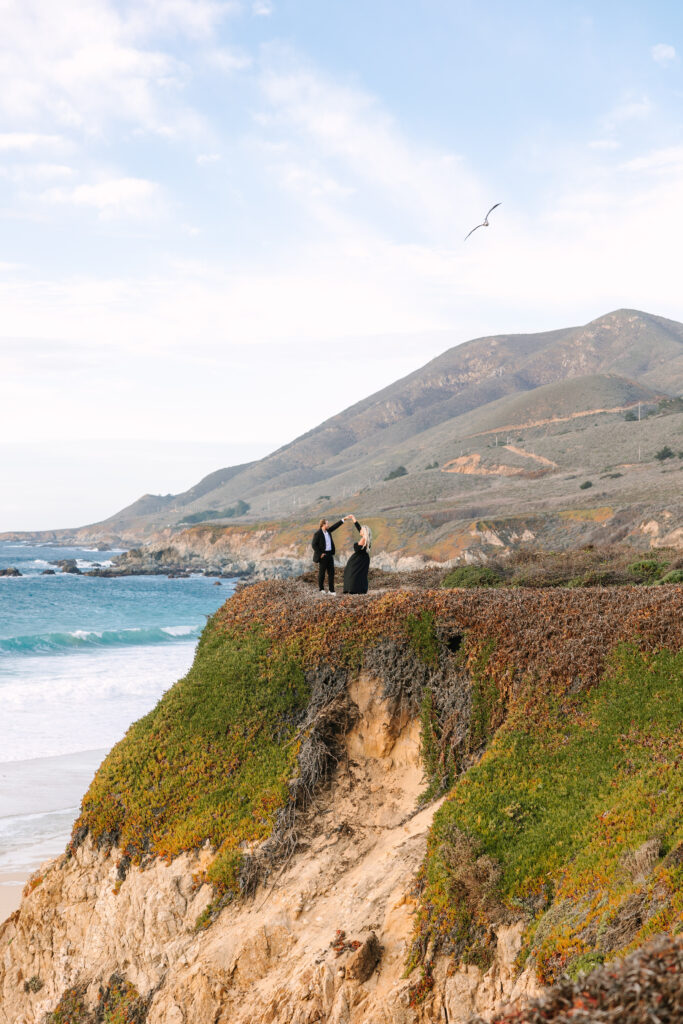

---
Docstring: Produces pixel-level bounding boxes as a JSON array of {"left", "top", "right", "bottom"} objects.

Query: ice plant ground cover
[{"left": 71, "top": 573, "right": 682, "bottom": 985}]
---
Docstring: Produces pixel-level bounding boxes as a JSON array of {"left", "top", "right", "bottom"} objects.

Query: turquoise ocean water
[{"left": 0, "top": 542, "right": 232, "bottom": 899}]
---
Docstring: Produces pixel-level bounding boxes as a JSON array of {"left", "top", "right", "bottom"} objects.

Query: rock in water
[{"left": 56, "top": 559, "right": 81, "bottom": 574}]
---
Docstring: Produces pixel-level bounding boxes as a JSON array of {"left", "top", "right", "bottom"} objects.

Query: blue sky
[{"left": 2, "top": 0, "right": 683, "bottom": 528}]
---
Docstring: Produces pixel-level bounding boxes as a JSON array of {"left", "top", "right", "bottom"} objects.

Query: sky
[{"left": 2, "top": 0, "right": 683, "bottom": 529}]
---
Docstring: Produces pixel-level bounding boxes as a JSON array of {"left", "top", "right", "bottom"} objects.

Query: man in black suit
[{"left": 311, "top": 517, "right": 344, "bottom": 594}]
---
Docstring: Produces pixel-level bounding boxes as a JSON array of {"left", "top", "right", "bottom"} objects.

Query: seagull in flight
[{"left": 464, "top": 202, "right": 501, "bottom": 241}]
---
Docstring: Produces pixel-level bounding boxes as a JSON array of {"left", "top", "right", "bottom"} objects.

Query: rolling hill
[{"left": 3, "top": 308, "right": 682, "bottom": 563}]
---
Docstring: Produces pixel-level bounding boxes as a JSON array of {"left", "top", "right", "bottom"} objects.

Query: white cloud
[
  {"left": 0, "top": 162, "right": 74, "bottom": 184},
  {"left": 253, "top": 1, "right": 274, "bottom": 16},
  {"left": 206, "top": 46, "right": 253, "bottom": 72},
  {"left": 0, "top": 0, "right": 226, "bottom": 137},
  {"left": 126, "top": 0, "right": 239, "bottom": 40},
  {"left": 621, "top": 145, "right": 683, "bottom": 175},
  {"left": 651, "top": 43, "right": 676, "bottom": 66},
  {"left": 588, "top": 138, "right": 620, "bottom": 151},
  {"left": 196, "top": 152, "right": 222, "bottom": 164},
  {"left": 0, "top": 133, "right": 64, "bottom": 151},
  {"left": 258, "top": 60, "right": 484, "bottom": 244},
  {"left": 603, "top": 96, "right": 653, "bottom": 129},
  {"left": 43, "top": 177, "right": 161, "bottom": 218}
]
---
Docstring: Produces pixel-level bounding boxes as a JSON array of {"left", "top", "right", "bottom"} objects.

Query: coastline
[{"left": 0, "top": 748, "right": 108, "bottom": 922}]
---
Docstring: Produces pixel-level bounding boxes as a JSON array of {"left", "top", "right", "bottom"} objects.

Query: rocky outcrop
[
  {"left": 55, "top": 559, "right": 81, "bottom": 574},
  {"left": 0, "top": 566, "right": 21, "bottom": 576},
  {"left": 0, "top": 675, "right": 536, "bottom": 1024}
]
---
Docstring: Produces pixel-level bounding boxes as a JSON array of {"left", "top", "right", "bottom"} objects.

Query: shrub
[
  {"left": 442, "top": 566, "right": 502, "bottom": 589},
  {"left": 624, "top": 410, "right": 637, "bottom": 421},
  {"left": 425, "top": 461, "right": 440, "bottom": 470},
  {"left": 579, "top": 481, "right": 593, "bottom": 490},
  {"left": 656, "top": 569, "right": 683, "bottom": 585},
  {"left": 655, "top": 446, "right": 675, "bottom": 461},
  {"left": 384, "top": 465, "right": 408, "bottom": 480},
  {"left": 627, "top": 559, "right": 668, "bottom": 582},
  {"left": 179, "top": 500, "right": 250, "bottom": 525}
]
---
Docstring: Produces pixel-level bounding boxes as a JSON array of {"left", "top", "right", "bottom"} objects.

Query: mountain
[{"left": 3, "top": 308, "right": 682, "bottom": 563}]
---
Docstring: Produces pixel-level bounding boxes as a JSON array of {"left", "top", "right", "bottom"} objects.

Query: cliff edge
[{"left": 1, "top": 577, "right": 681, "bottom": 1023}]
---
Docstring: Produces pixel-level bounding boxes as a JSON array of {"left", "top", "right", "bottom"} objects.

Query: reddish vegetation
[
  {"left": 216, "top": 578, "right": 683, "bottom": 696},
  {"left": 476, "top": 934, "right": 683, "bottom": 1024}
]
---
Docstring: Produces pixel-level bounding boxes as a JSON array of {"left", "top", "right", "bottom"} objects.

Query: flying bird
[{"left": 464, "top": 202, "right": 501, "bottom": 241}]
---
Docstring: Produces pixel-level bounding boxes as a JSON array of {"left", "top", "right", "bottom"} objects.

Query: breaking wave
[{"left": 0, "top": 624, "right": 202, "bottom": 655}]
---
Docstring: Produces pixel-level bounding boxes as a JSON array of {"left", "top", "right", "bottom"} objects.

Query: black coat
[
  {"left": 343, "top": 522, "right": 370, "bottom": 594},
  {"left": 311, "top": 520, "right": 343, "bottom": 562}
]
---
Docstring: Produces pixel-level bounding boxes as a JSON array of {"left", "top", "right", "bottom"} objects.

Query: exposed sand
[
  {"left": 0, "top": 873, "right": 24, "bottom": 921},
  {"left": 0, "top": 748, "right": 107, "bottom": 924}
]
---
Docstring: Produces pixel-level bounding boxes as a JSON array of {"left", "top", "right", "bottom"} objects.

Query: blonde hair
[{"left": 360, "top": 524, "right": 372, "bottom": 551}]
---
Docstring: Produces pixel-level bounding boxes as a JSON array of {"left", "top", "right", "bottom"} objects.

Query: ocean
[{"left": 0, "top": 542, "right": 233, "bottom": 916}]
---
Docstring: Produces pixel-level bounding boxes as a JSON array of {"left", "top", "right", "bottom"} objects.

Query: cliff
[{"left": 1, "top": 577, "right": 682, "bottom": 1023}]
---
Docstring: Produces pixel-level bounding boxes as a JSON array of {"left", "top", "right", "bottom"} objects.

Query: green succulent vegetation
[
  {"left": 411, "top": 644, "right": 683, "bottom": 985},
  {"left": 74, "top": 617, "right": 310, "bottom": 897},
  {"left": 406, "top": 609, "right": 439, "bottom": 666},
  {"left": 46, "top": 974, "right": 148, "bottom": 1024}
]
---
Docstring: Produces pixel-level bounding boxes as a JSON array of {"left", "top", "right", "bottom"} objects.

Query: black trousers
[{"left": 318, "top": 554, "right": 335, "bottom": 592}]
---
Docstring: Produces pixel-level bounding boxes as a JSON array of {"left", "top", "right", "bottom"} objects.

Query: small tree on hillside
[{"left": 655, "top": 446, "right": 674, "bottom": 461}]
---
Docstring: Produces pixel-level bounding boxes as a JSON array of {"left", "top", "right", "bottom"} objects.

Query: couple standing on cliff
[{"left": 312, "top": 515, "right": 372, "bottom": 595}]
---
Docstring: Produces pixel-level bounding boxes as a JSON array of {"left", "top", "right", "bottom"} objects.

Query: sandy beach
[{"left": 0, "top": 748, "right": 106, "bottom": 923}]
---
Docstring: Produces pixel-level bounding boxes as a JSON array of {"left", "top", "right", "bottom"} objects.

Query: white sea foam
[{"left": 0, "top": 642, "right": 197, "bottom": 763}]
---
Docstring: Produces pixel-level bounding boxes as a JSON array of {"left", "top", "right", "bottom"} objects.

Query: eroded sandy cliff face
[
  {"left": 0, "top": 676, "right": 536, "bottom": 1024},
  {"left": 3, "top": 581, "right": 681, "bottom": 1024}
]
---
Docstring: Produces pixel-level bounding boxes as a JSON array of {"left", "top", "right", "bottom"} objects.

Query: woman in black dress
[{"left": 343, "top": 515, "right": 372, "bottom": 594}]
